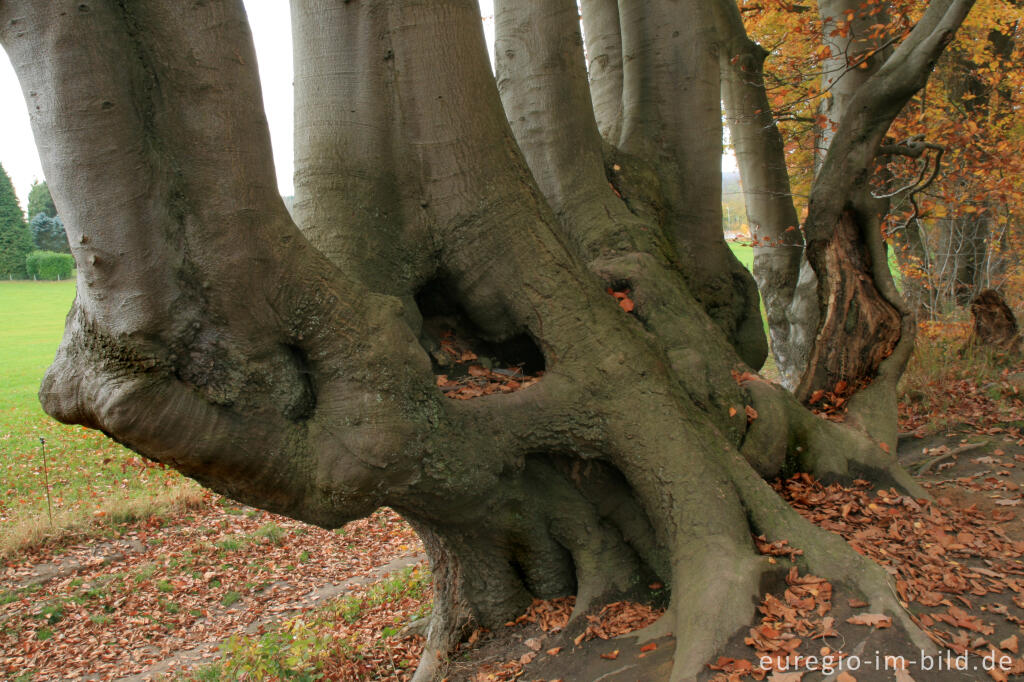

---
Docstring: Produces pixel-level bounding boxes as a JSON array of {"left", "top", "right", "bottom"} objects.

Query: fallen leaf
[
  {"left": 600, "top": 650, "right": 619, "bottom": 660},
  {"left": 846, "top": 613, "right": 892, "bottom": 628}
]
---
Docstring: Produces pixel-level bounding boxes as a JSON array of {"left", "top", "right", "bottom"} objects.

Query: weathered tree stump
[{"left": 966, "top": 289, "right": 1021, "bottom": 353}]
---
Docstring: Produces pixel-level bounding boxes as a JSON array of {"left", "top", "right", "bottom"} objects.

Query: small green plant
[
  {"left": 216, "top": 537, "right": 243, "bottom": 552},
  {"left": 221, "top": 590, "right": 243, "bottom": 607},
  {"left": 202, "top": 619, "right": 330, "bottom": 681},
  {"left": 253, "top": 522, "right": 286, "bottom": 545},
  {"left": 160, "top": 598, "right": 180, "bottom": 614},
  {"left": 134, "top": 563, "right": 159, "bottom": 582},
  {"left": 35, "top": 627, "right": 53, "bottom": 641},
  {"left": 37, "top": 602, "right": 64, "bottom": 624}
]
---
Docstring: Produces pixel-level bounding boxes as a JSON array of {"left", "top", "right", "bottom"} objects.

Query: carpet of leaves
[
  {"left": 468, "top": 595, "right": 663, "bottom": 681},
  {"left": 198, "top": 563, "right": 431, "bottom": 681},
  {"left": 900, "top": 373, "right": 1024, "bottom": 433},
  {"left": 709, "top": 472, "right": 1024, "bottom": 681},
  {"left": 0, "top": 494, "right": 421, "bottom": 680}
]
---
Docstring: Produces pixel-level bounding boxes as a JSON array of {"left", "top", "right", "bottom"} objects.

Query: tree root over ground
[{"left": 445, "top": 431, "right": 1024, "bottom": 680}]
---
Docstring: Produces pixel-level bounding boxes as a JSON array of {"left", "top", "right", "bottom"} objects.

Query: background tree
[
  {"left": 29, "top": 213, "right": 69, "bottom": 253},
  {"left": 27, "top": 179, "right": 57, "bottom": 219},
  {"left": 0, "top": 162, "right": 32, "bottom": 279},
  {"left": 1, "top": 1, "right": 972, "bottom": 679},
  {"left": 734, "top": 0, "right": 1021, "bottom": 327}
]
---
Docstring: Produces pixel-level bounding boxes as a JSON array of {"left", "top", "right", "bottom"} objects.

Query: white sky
[{"left": 0, "top": 1, "right": 735, "bottom": 214}]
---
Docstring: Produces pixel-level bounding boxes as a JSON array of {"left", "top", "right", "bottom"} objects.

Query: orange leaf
[
  {"left": 729, "top": 406, "right": 738, "bottom": 417},
  {"left": 640, "top": 642, "right": 657, "bottom": 652},
  {"left": 619, "top": 297, "right": 635, "bottom": 313},
  {"left": 846, "top": 613, "right": 892, "bottom": 628},
  {"left": 600, "top": 650, "right": 620, "bottom": 660}
]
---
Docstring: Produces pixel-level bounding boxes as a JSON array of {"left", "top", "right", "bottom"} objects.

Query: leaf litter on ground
[{"left": 0, "top": 493, "right": 423, "bottom": 680}]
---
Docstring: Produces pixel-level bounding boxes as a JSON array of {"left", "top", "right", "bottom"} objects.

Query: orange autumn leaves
[
  {"left": 433, "top": 330, "right": 542, "bottom": 400},
  {"left": 607, "top": 287, "right": 636, "bottom": 313}
]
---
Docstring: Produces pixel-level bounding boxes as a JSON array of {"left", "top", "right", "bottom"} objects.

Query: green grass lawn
[
  {"left": 0, "top": 281, "right": 194, "bottom": 556},
  {"left": 728, "top": 240, "right": 753, "bottom": 271}
]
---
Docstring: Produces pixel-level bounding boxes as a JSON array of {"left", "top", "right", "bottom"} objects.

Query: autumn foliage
[{"left": 741, "top": 0, "right": 1024, "bottom": 314}]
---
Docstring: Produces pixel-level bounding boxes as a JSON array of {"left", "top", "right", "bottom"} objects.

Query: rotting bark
[
  {"left": 1, "top": 1, "right": 966, "bottom": 680},
  {"left": 965, "top": 288, "right": 1021, "bottom": 353}
]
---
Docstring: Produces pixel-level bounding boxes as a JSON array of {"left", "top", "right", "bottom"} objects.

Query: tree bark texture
[
  {"left": 0, "top": 1, "right": 960, "bottom": 680},
  {"left": 715, "top": 0, "right": 812, "bottom": 390}
]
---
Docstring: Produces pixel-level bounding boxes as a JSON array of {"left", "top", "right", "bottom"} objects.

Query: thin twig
[{"left": 40, "top": 437, "right": 53, "bottom": 528}]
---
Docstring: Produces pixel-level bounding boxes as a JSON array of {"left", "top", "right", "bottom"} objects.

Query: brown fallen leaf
[
  {"left": 545, "top": 647, "right": 561, "bottom": 656},
  {"left": 640, "top": 642, "right": 657, "bottom": 653},
  {"left": 1001, "top": 634, "right": 1019, "bottom": 654},
  {"left": 600, "top": 650, "right": 620, "bottom": 660},
  {"left": 836, "top": 672, "right": 857, "bottom": 682},
  {"left": 846, "top": 613, "right": 892, "bottom": 628}
]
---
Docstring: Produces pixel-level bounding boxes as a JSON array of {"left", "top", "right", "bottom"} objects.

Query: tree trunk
[
  {"left": 716, "top": 0, "right": 812, "bottom": 390},
  {"left": 614, "top": 0, "right": 768, "bottom": 369},
  {"left": 2, "top": 1, "right": 962, "bottom": 680},
  {"left": 579, "top": 0, "right": 624, "bottom": 145},
  {"left": 721, "top": 0, "right": 973, "bottom": 450}
]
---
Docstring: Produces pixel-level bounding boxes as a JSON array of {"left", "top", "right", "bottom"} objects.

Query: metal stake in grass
[{"left": 39, "top": 437, "right": 53, "bottom": 528}]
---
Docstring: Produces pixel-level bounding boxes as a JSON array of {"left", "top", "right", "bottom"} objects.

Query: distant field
[
  {"left": 0, "top": 281, "right": 193, "bottom": 556},
  {"left": 728, "top": 240, "right": 753, "bottom": 271}
]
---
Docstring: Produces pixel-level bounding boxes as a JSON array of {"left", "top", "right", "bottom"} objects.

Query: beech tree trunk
[
  {"left": 716, "top": 0, "right": 812, "bottom": 390},
  {"left": 721, "top": 0, "right": 973, "bottom": 451},
  {"left": 1, "top": 1, "right": 969, "bottom": 680}
]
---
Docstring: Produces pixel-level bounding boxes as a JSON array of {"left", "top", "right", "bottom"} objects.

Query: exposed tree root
[
  {"left": 727, "top": 455, "right": 935, "bottom": 655},
  {"left": 741, "top": 378, "right": 927, "bottom": 498}
]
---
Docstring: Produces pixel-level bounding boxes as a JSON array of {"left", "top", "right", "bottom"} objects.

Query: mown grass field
[{"left": 0, "top": 280, "right": 196, "bottom": 557}]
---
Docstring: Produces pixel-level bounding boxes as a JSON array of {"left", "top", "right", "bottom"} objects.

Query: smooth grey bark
[
  {"left": 584, "top": 0, "right": 770, "bottom": 369},
  {"left": 715, "top": 0, "right": 813, "bottom": 390},
  {"left": 579, "top": 0, "right": 624, "bottom": 144},
  {"left": 4, "top": 1, "right": 935, "bottom": 680},
  {"left": 494, "top": 0, "right": 758, "bottom": 416}
]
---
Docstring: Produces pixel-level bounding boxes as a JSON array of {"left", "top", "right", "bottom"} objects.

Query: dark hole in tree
[
  {"left": 282, "top": 343, "right": 316, "bottom": 422},
  {"left": 415, "top": 279, "right": 546, "bottom": 394}
]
